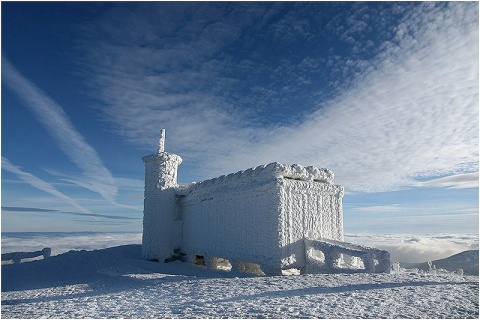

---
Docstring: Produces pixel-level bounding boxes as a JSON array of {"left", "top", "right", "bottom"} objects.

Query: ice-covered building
[{"left": 142, "top": 130, "right": 390, "bottom": 275}]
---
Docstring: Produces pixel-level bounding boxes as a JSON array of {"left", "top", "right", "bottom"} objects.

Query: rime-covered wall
[
  {"left": 174, "top": 163, "right": 344, "bottom": 273},
  {"left": 142, "top": 152, "right": 182, "bottom": 261},
  {"left": 179, "top": 177, "right": 282, "bottom": 271},
  {"left": 278, "top": 179, "right": 344, "bottom": 269}
]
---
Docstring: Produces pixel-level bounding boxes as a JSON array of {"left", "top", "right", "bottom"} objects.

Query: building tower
[{"left": 142, "top": 129, "right": 182, "bottom": 261}]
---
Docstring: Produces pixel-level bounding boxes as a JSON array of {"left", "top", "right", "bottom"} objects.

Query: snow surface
[{"left": 2, "top": 244, "right": 478, "bottom": 319}]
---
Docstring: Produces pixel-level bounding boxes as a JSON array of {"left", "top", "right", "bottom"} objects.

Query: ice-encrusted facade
[{"left": 142, "top": 130, "right": 389, "bottom": 275}]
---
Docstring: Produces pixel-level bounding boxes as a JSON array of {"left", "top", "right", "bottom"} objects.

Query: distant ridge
[{"left": 401, "top": 250, "right": 479, "bottom": 276}]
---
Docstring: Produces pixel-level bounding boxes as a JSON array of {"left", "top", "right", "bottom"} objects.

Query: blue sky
[{"left": 1, "top": 2, "right": 478, "bottom": 234}]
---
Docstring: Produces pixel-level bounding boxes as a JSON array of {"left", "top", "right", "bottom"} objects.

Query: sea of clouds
[
  {"left": 345, "top": 233, "right": 479, "bottom": 263},
  {"left": 1, "top": 232, "right": 142, "bottom": 257},
  {"left": 2, "top": 232, "right": 477, "bottom": 264}
]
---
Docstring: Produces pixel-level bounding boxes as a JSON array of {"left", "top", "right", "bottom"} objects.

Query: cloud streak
[
  {"left": 42, "top": 168, "right": 143, "bottom": 211},
  {"left": 417, "top": 173, "right": 479, "bottom": 189},
  {"left": 2, "top": 57, "right": 118, "bottom": 202},
  {"left": 2, "top": 206, "right": 63, "bottom": 213},
  {"left": 1, "top": 157, "right": 91, "bottom": 214},
  {"left": 351, "top": 205, "right": 401, "bottom": 214},
  {"left": 1, "top": 206, "right": 140, "bottom": 221}
]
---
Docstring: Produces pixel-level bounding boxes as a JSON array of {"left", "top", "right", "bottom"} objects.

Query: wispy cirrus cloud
[
  {"left": 351, "top": 205, "right": 402, "bottom": 214},
  {"left": 42, "top": 168, "right": 143, "bottom": 211},
  {"left": 2, "top": 57, "right": 118, "bottom": 202},
  {"left": 416, "top": 173, "right": 479, "bottom": 189},
  {"left": 1, "top": 157, "right": 91, "bottom": 214},
  {"left": 80, "top": 2, "right": 478, "bottom": 192},
  {"left": 1, "top": 206, "right": 140, "bottom": 221},
  {"left": 2, "top": 206, "right": 63, "bottom": 213}
]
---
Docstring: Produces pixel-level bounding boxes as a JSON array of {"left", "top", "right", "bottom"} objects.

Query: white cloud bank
[
  {"left": 1, "top": 232, "right": 143, "bottom": 257},
  {"left": 345, "top": 233, "right": 479, "bottom": 263},
  {"left": 1, "top": 232, "right": 476, "bottom": 265},
  {"left": 82, "top": 2, "right": 478, "bottom": 192}
]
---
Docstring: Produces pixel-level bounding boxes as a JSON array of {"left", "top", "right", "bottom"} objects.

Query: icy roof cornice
[
  {"left": 142, "top": 152, "right": 183, "bottom": 164},
  {"left": 176, "top": 162, "right": 334, "bottom": 194}
]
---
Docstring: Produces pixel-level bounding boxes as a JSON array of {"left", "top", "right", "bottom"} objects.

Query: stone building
[{"left": 142, "top": 130, "right": 389, "bottom": 275}]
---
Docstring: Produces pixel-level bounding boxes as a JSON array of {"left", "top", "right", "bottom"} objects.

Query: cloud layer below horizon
[
  {"left": 2, "top": 232, "right": 477, "bottom": 265},
  {"left": 346, "top": 233, "right": 479, "bottom": 263}
]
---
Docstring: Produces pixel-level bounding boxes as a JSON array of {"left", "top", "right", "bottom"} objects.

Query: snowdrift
[{"left": 1, "top": 244, "right": 478, "bottom": 318}]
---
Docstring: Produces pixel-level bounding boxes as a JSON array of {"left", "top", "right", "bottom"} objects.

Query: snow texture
[
  {"left": 1, "top": 245, "right": 478, "bottom": 319},
  {"left": 141, "top": 134, "right": 344, "bottom": 274}
]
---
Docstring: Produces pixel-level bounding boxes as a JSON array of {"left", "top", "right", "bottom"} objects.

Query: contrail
[
  {"left": 2, "top": 57, "right": 118, "bottom": 202},
  {"left": 2, "top": 157, "right": 92, "bottom": 214}
]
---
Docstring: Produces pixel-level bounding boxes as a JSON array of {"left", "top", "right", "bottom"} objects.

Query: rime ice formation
[
  {"left": 1, "top": 248, "right": 51, "bottom": 264},
  {"left": 304, "top": 238, "right": 390, "bottom": 274},
  {"left": 142, "top": 130, "right": 390, "bottom": 274},
  {"left": 158, "top": 129, "right": 166, "bottom": 153},
  {"left": 142, "top": 131, "right": 182, "bottom": 261}
]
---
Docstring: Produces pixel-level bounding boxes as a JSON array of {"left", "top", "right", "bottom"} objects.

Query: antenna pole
[{"left": 158, "top": 129, "right": 166, "bottom": 153}]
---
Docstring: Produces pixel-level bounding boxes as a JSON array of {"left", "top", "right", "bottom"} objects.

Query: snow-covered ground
[{"left": 2, "top": 244, "right": 478, "bottom": 318}]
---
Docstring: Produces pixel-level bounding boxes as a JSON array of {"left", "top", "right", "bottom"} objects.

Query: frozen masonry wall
[
  {"left": 175, "top": 163, "right": 343, "bottom": 274},
  {"left": 142, "top": 130, "right": 389, "bottom": 274},
  {"left": 142, "top": 129, "right": 182, "bottom": 261}
]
